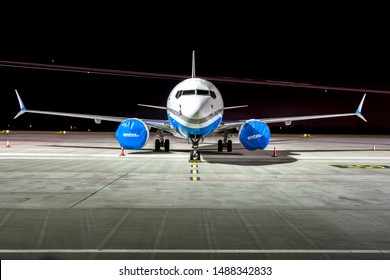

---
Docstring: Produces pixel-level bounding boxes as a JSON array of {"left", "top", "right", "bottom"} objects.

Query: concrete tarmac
[{"left": 0, "top": 131, "right": 390, "bottom": 260}]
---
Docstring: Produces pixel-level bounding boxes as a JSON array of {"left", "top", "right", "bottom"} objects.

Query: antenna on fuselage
[{"left": 191, "top": 50, "right": 196, "bottom": 78}]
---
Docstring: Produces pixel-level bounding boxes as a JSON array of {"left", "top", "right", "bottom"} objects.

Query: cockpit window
[
  {"left": 198, "top": 90, "right": 216, "bottom": 99},
  {"left": 175, "top": 89, "right": 195, "bottom": 99},
  {"left": 175, "top": 89, "right": 217, "bottom": 99},
  {"left": 182, "top": 90, "right": 196, "bottom": 95},
  {"left": 197, "top": 89, "right": 209, "bottom": 95}
]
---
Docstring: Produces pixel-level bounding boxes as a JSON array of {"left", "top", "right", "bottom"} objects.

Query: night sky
[{"left": 1, "top": 8, "right": 389, "bottom": 133}]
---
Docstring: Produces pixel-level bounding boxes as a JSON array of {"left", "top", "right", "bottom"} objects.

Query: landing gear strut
[
  {"left": 189, "top": 134, "right": 202, "bottom": 161},
  {"left": 154, "top": 130, "right": 170, "bottom": 152},
  {"left": 218, "top": 131, "right": 232, "bottom": 152}
]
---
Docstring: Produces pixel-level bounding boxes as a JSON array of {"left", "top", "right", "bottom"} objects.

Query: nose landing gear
[
  {"left": 190, "top": 150, "right": 201, "bottom": 161},
  {"left": 188, "top": 134, "right": 202, "bottom": 161}
]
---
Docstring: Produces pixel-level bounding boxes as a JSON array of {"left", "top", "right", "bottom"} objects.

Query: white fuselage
[{"left": 166, "top": 78, "right": 224, "bottom": 139}]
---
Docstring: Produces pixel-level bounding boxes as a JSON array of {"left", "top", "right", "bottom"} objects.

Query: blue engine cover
[
  {"left": 239, "top": 120, "right": 271, "bottom": 150},
  {"left": 115, "top": 118, "right": 149, "bottom": 150}
]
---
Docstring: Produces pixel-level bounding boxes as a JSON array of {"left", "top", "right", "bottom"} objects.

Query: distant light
[{"left": 325, "top": 89, "right": 327, "bottom": 93}]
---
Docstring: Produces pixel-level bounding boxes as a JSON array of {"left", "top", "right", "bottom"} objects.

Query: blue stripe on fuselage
[{"left": 168, "top": 115, "right": 222, "bottom": 138}]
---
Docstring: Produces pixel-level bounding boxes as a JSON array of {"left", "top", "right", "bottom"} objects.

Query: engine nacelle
[
  {"left": 239, "top": 120, "right": 271, "bottom": 151},
  {"left": 115, "top": 118, "right": 149, "bottom": 150}
]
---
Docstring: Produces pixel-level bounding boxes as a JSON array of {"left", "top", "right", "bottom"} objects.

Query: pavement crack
[
  {"left": 35, "top": 210, "right": 50, "bottom": 249},
  {"left": 0, "top": 210, "right": 14, "bottom": 230},
  {"left": 274, "top": 209, "right": 319, "bottom": 249},
  {"left": 70, "top": 173, "right": 129, "bottom": 208},
  {"left": 235, "top": 209, "right": 265, "bottom": 249},
  {"left": 149, "top": 209, "right": 169, "bottom": 259},
  {"left": 203, "top": 209, "right": 216, "bottom": 250},
  {"left": 86, "top": 209, "right": 132, "bottom": 260}
]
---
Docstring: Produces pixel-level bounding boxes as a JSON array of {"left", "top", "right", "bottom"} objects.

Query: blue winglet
[
  {"left": 14, "top": 89, "right": 27, "bottom": 119},
  {"left": 355, "top": 93, "right": 367, "bottom": 122}
]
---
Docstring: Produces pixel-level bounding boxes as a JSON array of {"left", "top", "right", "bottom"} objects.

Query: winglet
[
  {"left": 14, "top": 89, "right": 27, "bottom": 119},
  {"left": 355, "top": 93, "right": 367, "bottom": 122},
  {"left": 191, "top": 50, "right": 196, "bottom": 78}
]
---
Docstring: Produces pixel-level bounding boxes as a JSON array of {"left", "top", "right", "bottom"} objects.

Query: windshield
[{"left": 175, "top": 89, "right": 216, "bottom": 99}]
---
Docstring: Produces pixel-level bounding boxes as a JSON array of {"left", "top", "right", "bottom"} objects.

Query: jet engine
[
  {"left": 239, "top": 120, "right": 271, "bottom": 150},
  {"left": 115, "top": 118, "right": 149, "bottom": 150}
]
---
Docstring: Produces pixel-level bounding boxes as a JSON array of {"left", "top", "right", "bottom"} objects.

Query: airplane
[{"left": 13, "top": 51, "right": 367, "bottom": 160}]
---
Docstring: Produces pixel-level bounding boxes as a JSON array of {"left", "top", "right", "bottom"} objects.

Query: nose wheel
[
  {"left": 188, "top": 134, "right": 202, "bottom": 161},
  {"left": 190, "top": 150, "right": 201, "bottom": 161}
]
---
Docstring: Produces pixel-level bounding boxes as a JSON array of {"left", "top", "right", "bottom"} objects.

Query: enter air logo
[
  {"left": 123, "top": 133, "right": 139, "bottom": 137},
  {"left": 247, "top": 134, "right": 262, "bottom": 141}
]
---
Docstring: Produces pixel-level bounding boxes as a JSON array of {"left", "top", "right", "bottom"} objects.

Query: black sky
[{"left": 1, "top": 7, "right": 389, "bottom": 133}]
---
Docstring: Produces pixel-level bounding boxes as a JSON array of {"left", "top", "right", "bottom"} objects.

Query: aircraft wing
[
  {"left": 140, "top": 119, "right": 176, "bottom": 134},
  {"left": 14, "top": 90, "right": 174, "bottom": 133},
  {"left": 214, "top": 121, "right": 246, "bottom": 133},
  {"left": 216, "top": 94, "right": 367, "bottom": 133}
]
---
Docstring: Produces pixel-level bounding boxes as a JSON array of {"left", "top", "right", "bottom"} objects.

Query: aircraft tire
[
  {"left": 155, "top": 139, "right": 161, "bottom": 151},
  {"left": 164, "top": 139, "right": 170, "bottom": 152},
  {"left": 217, "top": 140, "right": 223, "bottom": 152},
  {"left": 227, "top": 140, "right": 232, "bottom": 152}
]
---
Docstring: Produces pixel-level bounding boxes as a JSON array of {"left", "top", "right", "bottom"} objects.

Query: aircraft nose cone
[
  {"left": 181, "top": 98, "right": 208, "bottom": 119},
  {"left": 185, "top": 107, "right": 201, "bottom": 119}
]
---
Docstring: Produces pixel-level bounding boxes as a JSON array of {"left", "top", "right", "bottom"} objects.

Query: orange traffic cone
[
  {"left": 272, "top": 146, "right": 277, "bottom": 157},
  {"left": 119, "top": 147, "right": 125, "bottom": 156},
  {"left": 5, "top": 139, "right": 11, "bottom": 148}
]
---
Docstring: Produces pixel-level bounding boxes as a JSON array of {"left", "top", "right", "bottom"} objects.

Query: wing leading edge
[
  {"left": 13, "top": 90, "right": 174, "bottom": 133},
  {"left": 14, "top": 90, "right": 367, "bottom": 137},
  {"left": 216, "top": 94, "right": 367, "bottom": 133}
]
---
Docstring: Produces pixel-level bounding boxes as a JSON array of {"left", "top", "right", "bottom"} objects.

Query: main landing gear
[
  {"left": 155, "top": 130, "right": 170, "bottom": 152},
  {"left": 217, "top": 131, "right": 233, "bottom": 152}
]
